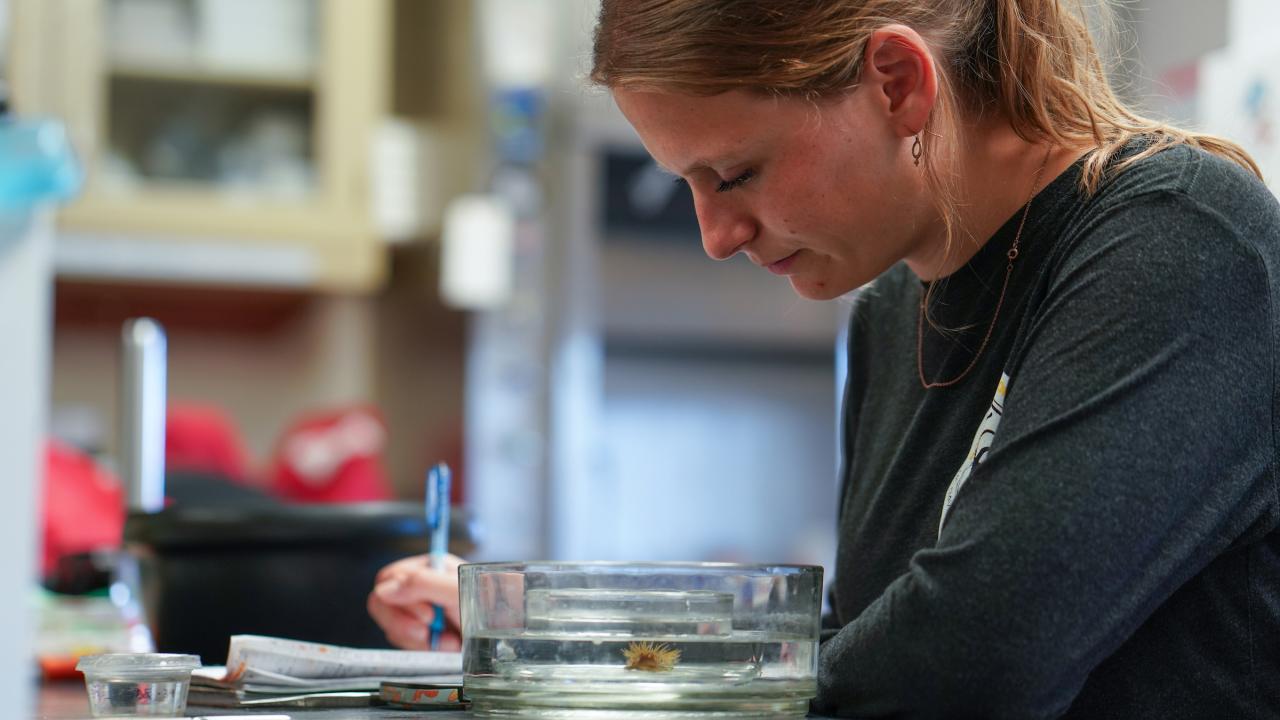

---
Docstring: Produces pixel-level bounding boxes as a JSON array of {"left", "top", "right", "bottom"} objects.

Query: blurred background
[{"left": 4, "top": 0, "right": 1279, "bottom": 667}]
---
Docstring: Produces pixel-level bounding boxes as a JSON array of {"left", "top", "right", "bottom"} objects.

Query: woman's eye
[{"left": 716, "top": 169, "right": 755, "bottom": 193}]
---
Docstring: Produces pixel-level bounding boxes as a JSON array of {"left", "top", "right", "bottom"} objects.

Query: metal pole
[{"left": 119, "top": 317, "right": 167, "bottom": 513}]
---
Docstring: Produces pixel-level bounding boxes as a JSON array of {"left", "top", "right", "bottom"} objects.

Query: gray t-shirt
[{"left": 814, "top": 142, "right": 1280, "bottom": 719}]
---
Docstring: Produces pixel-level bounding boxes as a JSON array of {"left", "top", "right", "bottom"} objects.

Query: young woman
[{"left": 371, "top": 1, "right": 1280, "bottom": 716}]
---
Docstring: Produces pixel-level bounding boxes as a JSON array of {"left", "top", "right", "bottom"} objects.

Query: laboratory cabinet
[{"left": 10, "top": 0, "right": 391, "bottom": 290}]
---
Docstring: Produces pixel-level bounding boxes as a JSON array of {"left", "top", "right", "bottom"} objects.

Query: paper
[
  {"left": 188, "top": 715, "right": 292, "bottom": 720},
  {"left": 191, "top": 635, "right": 462, "bottom": 695},
  {"left": 187, "top": 687, "right": 380, "bottom": 709}
]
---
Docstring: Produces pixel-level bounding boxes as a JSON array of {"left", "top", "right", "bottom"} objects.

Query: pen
[{"left": 425, "top": 462, "right": 452, "bottom": 651}]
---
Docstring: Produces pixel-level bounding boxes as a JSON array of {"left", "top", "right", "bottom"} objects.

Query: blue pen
[{"left": 425, "top": 462, "right": 452, "bottom": 651}]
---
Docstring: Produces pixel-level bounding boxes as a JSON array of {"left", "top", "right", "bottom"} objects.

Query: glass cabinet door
[{"left": 100, "top": 0, "right": 320, "bottom": 201}]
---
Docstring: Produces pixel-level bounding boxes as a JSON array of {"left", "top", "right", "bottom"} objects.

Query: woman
[{"left": 371, "top": 1, "right": 1280, "bottom": 716}]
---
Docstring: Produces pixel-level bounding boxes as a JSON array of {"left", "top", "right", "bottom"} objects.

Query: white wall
[{"left": 1196, "top": 0, "right": 1280, "bottom": 187}]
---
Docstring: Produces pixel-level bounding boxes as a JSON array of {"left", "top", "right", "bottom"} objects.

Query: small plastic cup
[{"left": 76, "top": 654, "right": 201, "bottom": 718}]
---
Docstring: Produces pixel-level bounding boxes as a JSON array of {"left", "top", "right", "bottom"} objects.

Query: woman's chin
[{"left": 789, "top": 276, "right": 853, "bottom": 301}]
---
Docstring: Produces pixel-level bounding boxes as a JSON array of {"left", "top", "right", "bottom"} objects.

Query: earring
[{"left": 911, "top": 135, "right": 923, "bottom": 166}]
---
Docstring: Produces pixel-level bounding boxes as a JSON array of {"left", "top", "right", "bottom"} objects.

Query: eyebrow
[
  {"left": 677, "top": 159, "right": 715, "bottom": 176},
  {"left": 653, "top": 157, "right": 724, "bottom": 178}
]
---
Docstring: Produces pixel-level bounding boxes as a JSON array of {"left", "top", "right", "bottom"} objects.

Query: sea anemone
[{"left": 622, "top": 641, "right": 681, "bottom": 672}]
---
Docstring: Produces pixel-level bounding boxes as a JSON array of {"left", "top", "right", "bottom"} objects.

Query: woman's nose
[{"left": 694, "top": 196, "right": 756, "bottom": 261}]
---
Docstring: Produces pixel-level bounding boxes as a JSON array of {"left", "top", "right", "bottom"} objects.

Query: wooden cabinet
[{"left": 9, "top": 0, "right": 392, "bottom": 291}]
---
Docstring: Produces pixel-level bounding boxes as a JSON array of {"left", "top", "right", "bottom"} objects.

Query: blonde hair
[{"left": 591, "top": 0, "right": 1261, "bottom": 281}]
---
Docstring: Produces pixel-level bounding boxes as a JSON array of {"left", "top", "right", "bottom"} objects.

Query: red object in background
[
  {"left": 165, "top": 402, "right": 253, "bottom": 483},
  {"left": 266, "top": 406, "right": 394, "bottom": 503},
  {"left": 38, "top": 655, "right": 82, "bottom": 681},
  {"left": 41, "top": 441, "right": 124, "bottom": 578}
]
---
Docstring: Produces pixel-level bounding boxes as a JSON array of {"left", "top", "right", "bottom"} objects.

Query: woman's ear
[{"left": 860, "top": 24, "right": 938, "bottom": 138}]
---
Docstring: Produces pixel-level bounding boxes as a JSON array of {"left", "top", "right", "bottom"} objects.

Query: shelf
[
  {"left": 89, "top": 175, "right": 318, "bottom": 207},
  {"left": 54, "top": 230, "right": 319, "bottom": 288},
  {"left": 59, "top": 190, "right": 368, "bottom": 247},
  {"left": 108, "top": 61, "right": 316, "bottom": 92},
  {"left": 53, "top": 226, "right": 385, "bottom": 292}
]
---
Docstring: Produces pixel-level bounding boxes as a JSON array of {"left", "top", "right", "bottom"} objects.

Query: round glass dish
[
  {"left": 76, "top": 653, "right": 201, "bottom": 718},
  {"left": 459, "top": 562, "right": 823, "bottom": 719}
]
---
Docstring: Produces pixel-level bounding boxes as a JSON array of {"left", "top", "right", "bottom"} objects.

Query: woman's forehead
[{"left": 614, "top": 88, "right": 860, "bottom": 168}]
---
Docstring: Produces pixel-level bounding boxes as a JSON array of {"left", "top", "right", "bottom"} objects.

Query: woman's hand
[{"left": 367, "top": 553, "right": 464, "bottom": 651}]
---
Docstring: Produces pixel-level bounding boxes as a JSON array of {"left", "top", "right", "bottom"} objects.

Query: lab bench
[
  {"left": 38, "top": 681, "right": 466, "bottom": 719},
  {"left": 37, "top": 682, "right": 835, "bottom": 719}
]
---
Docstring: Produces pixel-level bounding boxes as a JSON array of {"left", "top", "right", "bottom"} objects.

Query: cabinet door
[{"left": 10, "top": 0, "right": 390, "bottom": 290}]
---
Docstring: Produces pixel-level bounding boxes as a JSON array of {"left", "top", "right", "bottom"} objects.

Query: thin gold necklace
[{"left": 917, "top": 148, "right": 1052, "bottom": 390}]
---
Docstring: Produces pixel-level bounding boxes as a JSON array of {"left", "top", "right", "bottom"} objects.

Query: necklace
[{"left": 916, "top": 147, "right": 1052, "bottom": 390}]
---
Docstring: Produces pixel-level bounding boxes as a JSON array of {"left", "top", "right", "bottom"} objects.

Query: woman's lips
[{"left": 766, "top": 251, "right": 800, "bottom": 275}]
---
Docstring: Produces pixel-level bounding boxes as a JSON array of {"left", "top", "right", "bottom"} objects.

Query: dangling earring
[{"left": 911, "top": 135, "right": 923, "bottom": 166}]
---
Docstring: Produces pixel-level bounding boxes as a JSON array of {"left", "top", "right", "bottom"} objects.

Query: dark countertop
[
  {"left": 37, "top": 682, "right": 832, "bottom": 719},
  {"left": 38, "top": 682, "right": 467, "bottom": 719}
]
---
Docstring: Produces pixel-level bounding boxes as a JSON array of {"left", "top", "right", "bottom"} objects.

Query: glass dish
[
  {"left": 460, "top": 562, "right": 823, "bottom": 719},
  {"left": 76, "top": 653, "right": 200, "bottom": 717}
]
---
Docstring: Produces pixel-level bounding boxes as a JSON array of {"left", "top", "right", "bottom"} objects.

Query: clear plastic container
[
  {"left": 76, "top": 653, "right": 200, "bottom": 717},
  {"left": 460, "top": 562, "right": 823, "bottom": 719}
]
